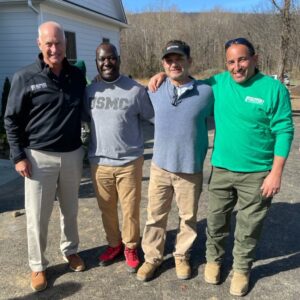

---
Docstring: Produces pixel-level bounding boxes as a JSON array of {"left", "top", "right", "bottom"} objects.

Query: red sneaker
[
  {"left": 98, "top": 242, "right": 123, "bottom": 266},
  {"left": 124, "top": 247, "right": 140, "bottom": 273}
]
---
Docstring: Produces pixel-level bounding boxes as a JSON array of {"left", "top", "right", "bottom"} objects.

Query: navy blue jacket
[{"left": 4, "top": 54, "right": 86, "bottom": 163}]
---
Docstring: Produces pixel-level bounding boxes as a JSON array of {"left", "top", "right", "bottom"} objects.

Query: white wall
[
  {"left": 0, "top": 7, "right": 39, "bottom": 96},
  {"left": 68, "top": 0, "right": 124, "bottom": 21},
  {"left": 0, "top": 1, "right": 123, "bottom": 101},
  {"left": 41, "top": 6, "right": 121, "bottom": 80}
]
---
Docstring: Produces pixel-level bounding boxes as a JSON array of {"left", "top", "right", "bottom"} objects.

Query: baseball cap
[{"left": 162, "top": 41, "right": 190, "bottom": 59}]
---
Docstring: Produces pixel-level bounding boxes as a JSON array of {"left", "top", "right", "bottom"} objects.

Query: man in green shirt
[
  {"left": 149, "top": 37, "right": 294, "bottom": 297},
  {"left": 204, "top": 38, "right": 293, "bottom": 297}
]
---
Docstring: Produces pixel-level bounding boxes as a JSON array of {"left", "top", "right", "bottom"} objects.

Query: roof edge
[{"left": 61, "top": 0, "right": 128, "bottom": 26}]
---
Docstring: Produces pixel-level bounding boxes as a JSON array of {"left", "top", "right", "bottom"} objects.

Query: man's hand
[
  {"left": 260, "top": 171, "right": 281, "bottom": 198},
  {"left": 15, "top": 159, "right": 32, "bottom": 178},
  {"left": 148, "top": 72, "right": 167, "bottom": 92},
  {"left": 260, "top": 156, "right": 285, "bottom": 198}
]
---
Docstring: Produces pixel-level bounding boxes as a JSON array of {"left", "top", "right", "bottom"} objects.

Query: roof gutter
[
  {"left": 49, "top": 0, "right": 128, "bottom": 28},
  {"left": 27, "top": 0, "right": 39, "bottom": 14}
]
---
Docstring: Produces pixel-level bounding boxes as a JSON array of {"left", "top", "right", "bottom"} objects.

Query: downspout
[{"left": 27, "top": 0, "right": 39, "bottom": 14}]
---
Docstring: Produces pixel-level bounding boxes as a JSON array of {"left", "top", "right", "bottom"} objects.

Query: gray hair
[{"left": 38, "top": 21, "right": 65, "bottom": 40}]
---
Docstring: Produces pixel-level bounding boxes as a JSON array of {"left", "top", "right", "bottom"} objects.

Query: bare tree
[
  {"left": 271, "top": 0, "right": 292, "bottom": 81},
  {"left": 121, "top": 4, "right": 300, "bottom": 79}
]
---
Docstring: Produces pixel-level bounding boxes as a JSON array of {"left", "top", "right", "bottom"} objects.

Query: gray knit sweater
[{"left": 148, "top": 78, "right": 213, "bottom": 173}]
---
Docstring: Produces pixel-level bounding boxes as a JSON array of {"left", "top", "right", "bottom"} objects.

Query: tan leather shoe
[
  {"left": 31, "top": 271, "right": 47, "bottom": 292},
  {"left": 175, "top": 258, "right": 191, "bottom": 280},
  {"left": 230, "top": 271, "right": 250, "bottom": 296},
  {"left": 63, "top": 253, "right": 85, "bottom": 272},
  {"left": 204, "top": 262, "right": 221, "bottom": 284}
]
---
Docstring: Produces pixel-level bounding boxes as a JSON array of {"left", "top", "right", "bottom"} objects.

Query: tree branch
[{"left": 271, "top": 0, "right": 282, "bottom": 12}]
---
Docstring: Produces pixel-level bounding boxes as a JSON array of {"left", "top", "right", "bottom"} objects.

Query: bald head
[
  {"left": 38, "top": 21, "right": 65, "bottom": 41},
  {"left": 96, "top": 42, "right": 118, "bottom": 58},
  {"left": 37, "top": 21, "right": 66, "bottom": 72}
]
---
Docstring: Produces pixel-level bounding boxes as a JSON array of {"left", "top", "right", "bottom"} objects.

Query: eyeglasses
[{"left": 225, "top": 38, "right": 255, "bottom": 56}]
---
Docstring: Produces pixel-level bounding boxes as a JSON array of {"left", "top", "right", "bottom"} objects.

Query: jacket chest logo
[{"left": 30, "top": 83, "right": 47, "bottom": 91}]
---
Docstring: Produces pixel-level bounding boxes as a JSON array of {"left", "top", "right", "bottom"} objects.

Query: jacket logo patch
[
  {"left": 245, "top": 96, "right": 264, "bottom": 105},
  {"left": 30, "top": 83, "right": 47, "bottom": 91}
]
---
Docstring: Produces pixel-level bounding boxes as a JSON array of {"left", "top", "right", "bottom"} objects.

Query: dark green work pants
[{"left": 206, "top": 167, "right": 272, "bottom": 272}]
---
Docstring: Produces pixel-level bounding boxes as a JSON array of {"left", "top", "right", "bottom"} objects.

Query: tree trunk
[{"left": 271, "top": 0, "right": 292, "bottom": 82}]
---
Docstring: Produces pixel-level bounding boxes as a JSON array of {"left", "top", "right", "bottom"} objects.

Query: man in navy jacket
[{"left": 5, "top": 21, "right": 86, "bottom": 292}]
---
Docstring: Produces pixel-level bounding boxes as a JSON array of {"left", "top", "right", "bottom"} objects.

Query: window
[
  {"left": 65, "top": 31, "right": 77, "bottom": 64},
  {"left": 103, "top": 37, "right": 110, "bottom": 43}
]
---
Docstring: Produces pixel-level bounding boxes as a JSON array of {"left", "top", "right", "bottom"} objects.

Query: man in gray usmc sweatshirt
[
  {"left": 84, "top": 42, "right": 154, "bottom": 273},
  {"left": 137, "top": 40, "right": 214, "bottom": 282}
]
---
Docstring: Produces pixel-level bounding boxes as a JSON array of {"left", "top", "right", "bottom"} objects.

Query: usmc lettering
[{"left": 90, "top": 97, "right": 129, "bottom": 110}]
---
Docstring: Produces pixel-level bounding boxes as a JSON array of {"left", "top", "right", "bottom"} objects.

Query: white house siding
[
  {"left": 0, "top": 7, "right": 38, "bottom": 98},
  {"left": 40, "top": 3, "right": 121, "bottom": 81},
  {"left": 0, "top": 0, "right": 126, "bottom": 103},
  {"left": 68, "top": 0, "right": 125, "bottom": 22}
]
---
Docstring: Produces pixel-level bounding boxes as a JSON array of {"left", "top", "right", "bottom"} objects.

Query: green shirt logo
[{"left": 245, "top": 96, "right": 264, "bottom": 105}]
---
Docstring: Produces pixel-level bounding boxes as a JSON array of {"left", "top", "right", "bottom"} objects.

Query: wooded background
[{"left": 120, "top": 1, "right": 300, "bottom": 80}]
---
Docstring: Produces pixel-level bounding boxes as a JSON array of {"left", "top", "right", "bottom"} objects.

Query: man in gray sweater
[
  {"left": 84, "top": 42, "right": 154, "bottom": 273},
  {"left": 137, "top": 40, "right": 214, "bottom": 281}
]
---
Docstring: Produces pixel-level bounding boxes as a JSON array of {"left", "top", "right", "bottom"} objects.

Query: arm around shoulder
[{"left": 148, "top": 72, "right": 167, "bottom": 92}]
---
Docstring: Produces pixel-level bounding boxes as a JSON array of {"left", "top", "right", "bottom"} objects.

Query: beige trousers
[
  {"left": 142, "top": 163, "right": 203, "bottom": 264},
  {"left": 25, "top": 147, "right": 84, "bottom": 272},
  {"left": 91, "top": 156, "right": 144, "bottom": 249}
]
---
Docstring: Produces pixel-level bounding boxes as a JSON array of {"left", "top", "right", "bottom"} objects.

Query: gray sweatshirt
[{"left": 84, "top": 75, "right": 154, "bottom": 166}]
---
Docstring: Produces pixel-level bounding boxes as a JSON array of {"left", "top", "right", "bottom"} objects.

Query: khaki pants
[
  {"left": 206, "top": 167, "right": 272, "bottom": 272},
  {"left": 91, "top": 156, "right": 143, "bottom": 249},
  {"left": 142, "top": 163, "right": 203, "bottom": 264},
  {"left": 25, "top": 147, "right": 84, "bottom": 272}
]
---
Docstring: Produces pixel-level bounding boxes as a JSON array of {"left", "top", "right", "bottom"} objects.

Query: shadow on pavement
[
  {"left": 0, "top": 177, "right": 24, "bottom": 213},
  {"left": 248, "top": 202, "right": 300, "bottom": 292},
  {"left": 189, "top": 202, "right": 300, "bottom": 292},
  {"left": 256, "top": 202, "right": 300, "bottom": 259},
  {"left": 151, "top": 201, "right": 300, "bottom": 286},
  {"left": 249, "top": 251, "right": 300, "bottom": 292},
  {"left": 8, "top": 281, "right": 82, "bottom": 300},
  {"left": 79, "top": 246, "right": 107, "bottom": 270}
]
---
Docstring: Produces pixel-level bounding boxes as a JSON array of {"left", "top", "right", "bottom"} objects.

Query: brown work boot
[
  {"left": 175, "top": 258, "right": 191, "bottom": 280},
  {"left": 31, "top": 271, "right": 47, "bottom": 292},
  {"left": 230, "top": 271, "right": 250, "bottom": 297},
  {"left": 204, "top": 262, "right": 221, "bottom": 284},
  {"left": 136, "top": 262, "right": 159, "bottom": 282},
  {"left": 63, "top": 253, "right": 85, "bottom": 272}
]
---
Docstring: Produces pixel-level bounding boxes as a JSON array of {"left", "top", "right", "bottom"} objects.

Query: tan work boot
[
  {"left": 31, "top": 271, "right": 47, "bottom": 292},
  {"left": 175, "top": 258, "right": 191, "bottom": 280},
  {"left": 136, "top": 262, "right": 159, "bottom": 281},
  {"left": 204, "top": 262, "right": 221, "bottom": 284},
  {"left": 230, "top": 271, "right": 250, "bottom": 297},
  {"left": 63, "top": 253, "right": 86, "bottom": 272}
]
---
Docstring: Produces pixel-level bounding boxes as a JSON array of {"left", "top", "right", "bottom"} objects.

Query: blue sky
[{"left": 122, "top": 0, "right": 267, "bottom": 13}]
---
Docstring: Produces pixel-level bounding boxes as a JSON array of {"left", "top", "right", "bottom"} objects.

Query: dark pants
[{"left": 206, "top": 167, "right": 272, "bottom": 272}]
